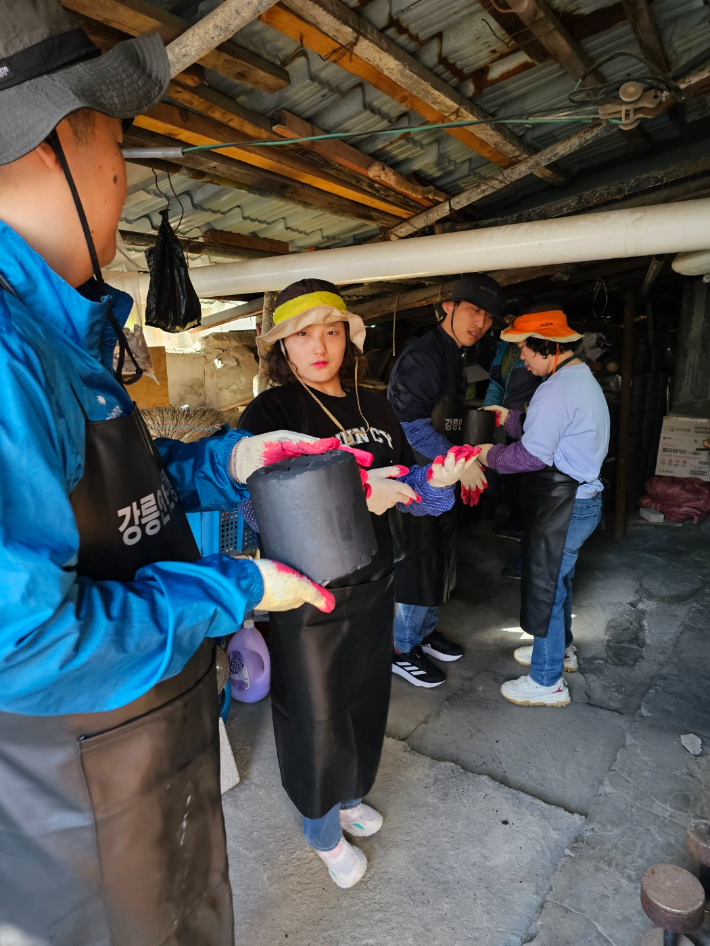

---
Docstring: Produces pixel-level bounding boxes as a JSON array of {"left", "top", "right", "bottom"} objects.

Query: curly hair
[
  {"left": 262, "top": 323, "right": 366, "bottom": 388},
  {"left": 523, "top": 336, "right": 578, "bottom": 359}
]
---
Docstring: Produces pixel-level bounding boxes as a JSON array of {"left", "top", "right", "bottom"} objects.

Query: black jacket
[{"left": 388, "top": 326, "right": 466, "bottom": 422}]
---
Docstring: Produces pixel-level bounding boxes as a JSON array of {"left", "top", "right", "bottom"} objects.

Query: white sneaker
[
  {"left": 500, "top": 674, "right": 571, "bottom": 707},
  {"left": 316, "top": 838, "right": 368, "bottom": 889},
  {"left": 514, "top": 644, "right": 578, "bottom": 672},
  {"left": 340, "top": 803, "right": 383, "bottom": 838}
]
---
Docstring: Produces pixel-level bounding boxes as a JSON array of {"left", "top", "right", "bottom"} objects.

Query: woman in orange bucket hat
[{"left": 476, "top": 306, "right": 610, "bottom": 707}]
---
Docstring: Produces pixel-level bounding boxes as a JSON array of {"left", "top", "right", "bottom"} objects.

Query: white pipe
[
  {"left": 109, "top": 199, "right": 710, "bottom": 299},
  {"left": 672, "top": 249, "right": 710, "bottom": 276}
]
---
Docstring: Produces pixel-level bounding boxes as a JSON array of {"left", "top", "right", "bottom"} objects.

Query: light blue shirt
[{"left": 522, "top": 363, "right": 610, "bottom": 498}]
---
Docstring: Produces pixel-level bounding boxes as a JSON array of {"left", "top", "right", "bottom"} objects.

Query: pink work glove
[
  {"left": 364, "top": 466, "right": 420, "bottom": 515},
  {"left": 482, "top": 404, "right": 509, "bottom": 427},
  {"left": 427, "top": 445, "right": 488, "bottom": 507},
  {"left": 230, "top": 431, "right": 373, "bottom": 484},
  {"left": 253, "top": 559, "right": 335, "bottom": 613}
]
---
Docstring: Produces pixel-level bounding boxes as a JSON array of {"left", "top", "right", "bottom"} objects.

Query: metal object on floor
[
  {"left": 686, "top": 820, "right": 710, "bottom": 897},
  {"left": 640, "top": 863, "right": 705, "bottom": 945}
]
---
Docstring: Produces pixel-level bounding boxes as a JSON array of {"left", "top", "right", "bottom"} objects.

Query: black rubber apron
[
  {"left": 266, "top": 386, "right": 394, "bottom": 819},
  {"left": 390, "top": 391, "right": 464, "bottom": 607},
  {"left": 0, "top": 406, "right": 234, "bottom": 946},
  {"left": 519, "top": 468, "right": 578, "bottom": 638},
  {"left": 270, "top": 574, "right": 394, "bottom": 819}
]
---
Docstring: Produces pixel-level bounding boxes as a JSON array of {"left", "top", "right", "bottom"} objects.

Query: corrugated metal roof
[{"left": 118, "top": 0, "right": 710, "bottom": 259}]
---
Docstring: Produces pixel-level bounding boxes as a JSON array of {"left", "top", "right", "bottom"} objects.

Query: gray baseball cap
[{"left": 0, "top": 0, "right": 170, "bottom": 165}]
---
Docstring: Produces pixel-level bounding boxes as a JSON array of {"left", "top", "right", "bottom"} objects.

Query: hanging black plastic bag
[{"left": 144, "top": 208, "right": 201, "bottom": 332}]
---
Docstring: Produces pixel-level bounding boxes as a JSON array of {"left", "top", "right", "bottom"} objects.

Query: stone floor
[{"left": 223, "top": 513, "right": 710, "bottom": 946}]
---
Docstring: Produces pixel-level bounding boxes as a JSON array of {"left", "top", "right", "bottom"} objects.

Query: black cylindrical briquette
[
  {"left": 462, "top": 407, "right": 496, "bottom": 446},
  {"left": 247, "top": 451, "right": 377, "bottom": 583}
]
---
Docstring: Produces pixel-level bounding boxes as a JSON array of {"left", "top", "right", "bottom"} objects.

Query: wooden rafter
[
  {"left": 504, "top": 0, "right": 652, "bottom": 152},
  {"left": 261, "top": 0, "right": 568, "bottom": 185},
  {"left": 120, "top": 228, "right": 289, "bottom": 261},
  {"left": 124, "top": 127, "right": 402, "bottom": 226},
  {"left": 386, "top": 122, "right": 614, "bottom": 239},
  {"left": 621, "top": 0, "right": 669, "bottom": 73},
  {"left": 452, "top": 151, "right": 710, "bottom": 230},
  {"left": 134, "top": 103, "right": 418, "bottom": 218},
  {"left": 503, "top": 0, "right": 604, "bottom": 86},
  {"left": 61, "top": 0, "right": 290, "bottom": 93},
  {"left": 271, "top": 110, "right": 445, "bottom": 207},
  {"left": 164, "top": 81, "right": 424, "bottom": 215}
]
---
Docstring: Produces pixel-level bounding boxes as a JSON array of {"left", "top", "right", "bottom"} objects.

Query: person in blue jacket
[{"left": 0, "top": 4, "right": 337, "bottom": 944}]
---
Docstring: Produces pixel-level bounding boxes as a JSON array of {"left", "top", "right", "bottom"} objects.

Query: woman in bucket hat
[
  {"left": 240, "top": 278, "right": 486, "bottom": 888},
  {"left": 0, "top": 4, "right": 348, "bottom": 943},
  {"left": 476, "top": 307, "right": 610, "bottom": 707}
]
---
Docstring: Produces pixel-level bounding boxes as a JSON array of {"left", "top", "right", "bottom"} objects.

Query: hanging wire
[
  {"left": 391, "top": 294, "right": 399, "bottom": 357},
  {"left": 152, "top": 169, "right": 186, "bottom": 232},
  {"left": 592, "top": 277, "right": 609, "bottom": 318}
]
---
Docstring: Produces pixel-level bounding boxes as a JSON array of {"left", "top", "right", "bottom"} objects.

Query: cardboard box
[{"left": 655, "top": 415, "right": 710, "bottom": 480}]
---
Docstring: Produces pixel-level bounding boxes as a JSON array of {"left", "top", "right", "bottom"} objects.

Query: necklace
[{"left": 295, "top": 369, "right": 370, "bottom": 447}]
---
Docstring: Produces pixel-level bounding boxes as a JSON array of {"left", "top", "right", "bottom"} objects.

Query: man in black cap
[
  {"left": 389, "top": 274, "right": 503, "bottom": 687},
  {"left": 0, "top": 3, "right": 340, "bottom": 944}
]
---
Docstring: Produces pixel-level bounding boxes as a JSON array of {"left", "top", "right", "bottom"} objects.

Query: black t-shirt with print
[{"left": 239, "top": 382, "right": 415, "bottom": 584}]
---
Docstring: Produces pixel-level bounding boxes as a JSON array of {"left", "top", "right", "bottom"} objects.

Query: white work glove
[
  {"left": 253, "top": 559, "right": 335, "bottom": 613},
  {"left": 364, "top": 465, "right": 419, "bottom": 515},
  {"left": 459, "top": 457, "right": 488, "bottom": 507},
  {"left": 426, "top": 445, "right": 482, "bottom": 489},
  {"left": 230, "top": 431, "right": 374, "bottom": 484},
  {"left": 483, "top": 404, "right": 509, "bottom": 427}
]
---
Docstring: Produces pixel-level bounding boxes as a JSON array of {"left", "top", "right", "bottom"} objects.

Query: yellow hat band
[{"left": 273, "top": 291, "right": 346, "bottom": 325}]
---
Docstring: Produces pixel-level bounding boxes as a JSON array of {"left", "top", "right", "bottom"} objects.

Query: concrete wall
[
  {"left": 167, "top": 352, "right": 206, "bottom": 408},
  {"left": 672, "top": 280, "right": 710, "bottom": 418}
]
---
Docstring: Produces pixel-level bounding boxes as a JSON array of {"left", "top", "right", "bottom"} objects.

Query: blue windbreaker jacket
[{"left": 0, "top": 223, "right": 263, "bottom": 716}]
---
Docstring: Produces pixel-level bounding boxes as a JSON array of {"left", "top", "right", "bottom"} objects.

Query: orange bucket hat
[{"left": 500, "top": 310, "right": 583, "bottom": 344}]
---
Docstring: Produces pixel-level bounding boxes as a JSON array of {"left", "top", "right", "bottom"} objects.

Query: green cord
[{"left": 181, "top": 115, "right": 618, "bottom": 154}]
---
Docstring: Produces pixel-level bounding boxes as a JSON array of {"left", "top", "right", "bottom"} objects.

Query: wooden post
[
  {"left": 615, "top": 288, "right": 636, "bottom": 539},
  {"left": 256, "top": 291, "right": 277, "bottom": 394}
]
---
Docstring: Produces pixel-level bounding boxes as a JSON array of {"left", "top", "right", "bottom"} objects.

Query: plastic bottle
[{"left": 226, "top": 620, "right": 271, "bottom": 703}]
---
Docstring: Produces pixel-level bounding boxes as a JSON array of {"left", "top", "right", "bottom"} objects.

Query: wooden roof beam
[
  {"left": 620, "top": 0, "right": 670, "bottom": 73},
  {"left": 271, "top": 110, "right": 446, "bottom": 207},
  {"left": 61, "top": 0, "right": 290, "bottom": 93},
  {"left": 135, "top": 103, "right": 416, "bottom": 219},
  {"left": 263, "top": 0, "right": 568, "bottom": 186},
  {"left": 386, "top": 122, "right": 614, "bottom": 239},
  {"left": 119, "top": 228, "right": 288, "bottom": 262},
  {"left": 164, "top": 81, "right": 425, "bottom": 215},
  {"left": 123, "top": 127, "right": 401, "bottom": 227},
  {"left": 504, "top": 0, "right": 652, "bottom": 152}
]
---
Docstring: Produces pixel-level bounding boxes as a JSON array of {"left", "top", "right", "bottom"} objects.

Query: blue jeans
[
  {"left": 393, "top": 604, "right": 439, "bottom": 653},
  {"left": 530, "top": 495, "right": 602, "bottom": 687},
  {"left": 302, "top": 799, "right": 360, "bottom": 852}
]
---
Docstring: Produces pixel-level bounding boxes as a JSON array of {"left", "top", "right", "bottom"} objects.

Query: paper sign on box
[{"left": 655, "top": 416, "right": 710, "bottom": 480}]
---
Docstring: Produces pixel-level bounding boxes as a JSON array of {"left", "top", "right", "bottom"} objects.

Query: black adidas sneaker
[
  {"left": 422, "top": 630, "right": 464, "bottom": 662},
  {"left": 392, "top": 646, "right": 446, "bottom": 688}
]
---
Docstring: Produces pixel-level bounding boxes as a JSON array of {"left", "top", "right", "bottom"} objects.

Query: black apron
[
  {"left": 267, "top": 386, "right": 395, "bottom": 819},
  {"left": 391, "top": 390, "right": 464, "bottom": 607},
  {"left": 519, "top": 467, "right": 578, "bottom": 638},
  {"left": 0, "top": 406, "right": 234, "bottom": 946}
]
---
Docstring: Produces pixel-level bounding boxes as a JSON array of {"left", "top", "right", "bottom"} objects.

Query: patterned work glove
[
  {"left": 253, "top": 559, "right": 335, "bottom": 613},
  {"left": 365, "top": 466, "right": 420, "bottom": 515},
  {"left": 459, "top": 457, "right": 488, "bottom": 507},
  {"left": 482, "top": 404, "right": 510, "bottom": 427},
  {"left": 230, "top": 431, "right": 373, "bottom": 484},
  {"left": 427, "top": 445, "right": 482, "bottom": 489}
]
